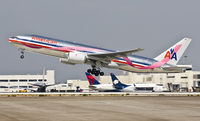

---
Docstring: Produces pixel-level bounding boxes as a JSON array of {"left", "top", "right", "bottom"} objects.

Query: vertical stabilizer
[
  {"left": 110, "top": 73, "right": 128, "bottom": 89},
  {"left": 85, "top": 72, "right": 100, "bottom": 85},
  {"left": 154, "top": 38, "right": 191, "bottom": 65}
]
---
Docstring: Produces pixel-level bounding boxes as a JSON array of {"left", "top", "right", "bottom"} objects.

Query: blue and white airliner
[
  {"left": 110, "top": 73, "right": 168, "bottom": 92},
  {"left": 8, "top": 35, "right": 191, "bottom": 76},
  {"left": 110, "top": 73, "right": 135, "bottom": 92}
]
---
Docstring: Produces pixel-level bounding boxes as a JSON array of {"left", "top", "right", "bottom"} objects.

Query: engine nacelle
[
  {"left": 107, "top": 61, "right": 119, "bottom": 68},
  {"left": 60, "top": 58, "right": 75, "bottom": 65},
  {"left": 60, "top": 52, "right": 87, "bottom": 65}
]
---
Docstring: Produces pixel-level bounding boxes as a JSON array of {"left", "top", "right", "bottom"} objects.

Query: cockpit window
[{"left": 10, "top": 36, "right": 19, "bottom": 39}]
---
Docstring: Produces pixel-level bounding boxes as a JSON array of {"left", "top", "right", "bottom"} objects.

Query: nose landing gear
[
  {"left": 20, "top": 55, "right": 24, "bottom": 59},
  {"left": 20, "top": 51, "right": 24, "bottom": 59}
]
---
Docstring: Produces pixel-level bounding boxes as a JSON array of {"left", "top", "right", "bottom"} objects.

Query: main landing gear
[
  {"left": 20, "top": 51, "right": 24, "bottom": 59},
  {"left": 87, "top": 68, "right": 104, "bottom": 76}
]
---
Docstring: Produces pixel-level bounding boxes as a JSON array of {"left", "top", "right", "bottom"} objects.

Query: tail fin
[
  {"left": 154, "top": 38, "right": 191, "bottom": 65},
  {"left": 110, "top": 73, "right": 128, "bottom": 89},
  {"left": 85, "top": 72, "right": 100, "bottom": 85}
]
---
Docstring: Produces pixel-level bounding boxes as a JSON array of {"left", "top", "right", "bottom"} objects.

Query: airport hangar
[{"left": 0, "top": 67, "right": 200, "bottom": 92}]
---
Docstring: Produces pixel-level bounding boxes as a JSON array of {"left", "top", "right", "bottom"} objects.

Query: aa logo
[{"left": 164, "top": 48, "right": 177, "bottom": 61}]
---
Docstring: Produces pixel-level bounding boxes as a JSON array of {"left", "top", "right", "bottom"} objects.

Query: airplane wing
[
  {"left": 46, "top": 84, "right": 57, "bottom": 87},
  {"left": 88, "top": 48, "right": 144, "bottom": 63},
  {"left": 28, "top": 83, "right": 43, "bottom": 87},
  {"left": 28, "top": 83, "right": 56, "bottom": 87}
]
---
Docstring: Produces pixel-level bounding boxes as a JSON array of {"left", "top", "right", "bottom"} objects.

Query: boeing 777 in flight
[{"left": 8, "top": 35, "right": 191, "bottom": 76}]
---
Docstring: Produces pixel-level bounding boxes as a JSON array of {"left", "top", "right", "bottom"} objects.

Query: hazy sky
[{"left": 0, "top": 0, "right": 199, "bottom": 82}]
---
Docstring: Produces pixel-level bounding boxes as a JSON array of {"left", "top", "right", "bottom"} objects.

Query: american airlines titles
[{"left": 32, "top": 36, "right": 57, "bottom": 44}]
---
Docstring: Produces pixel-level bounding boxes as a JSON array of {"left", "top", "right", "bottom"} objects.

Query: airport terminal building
[
  {"left": 64, "top": 70, "right": 200, "bottom": 92},
  {"left": 99, "top": 70, "right": 200, "bottom": 92},
  {"left": 1, "top": 69, "right": 200, "bottom": 92},
  {"left": 0, "top": 70, "right": 55, "bottom": 92}
]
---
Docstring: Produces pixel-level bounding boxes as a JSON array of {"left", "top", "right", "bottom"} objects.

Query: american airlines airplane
[{"left": 8, "top": 35, "right": 191, "bottom": 76}]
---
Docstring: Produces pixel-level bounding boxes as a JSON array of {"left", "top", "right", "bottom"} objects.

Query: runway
[
  {"left": 1, "top": 92, "right": 200, "bottom": 97},
  {"left": 0, "top": 96, "right": 200, "bottom": 121}
]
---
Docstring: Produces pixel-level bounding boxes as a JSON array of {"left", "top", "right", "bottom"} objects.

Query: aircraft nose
[
  {"left": 8, "top": 36, "right": 18, "bottom": 42},
  {"left": 8, "top": 37, "right": 13, "bottom": 42}
]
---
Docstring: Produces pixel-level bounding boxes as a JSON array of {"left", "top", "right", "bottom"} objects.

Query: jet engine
[
  {"left": 60, "top": 52, "right": 87, "bottom": 65},
  {"left": 107, "top": 61, "right": 119, "bottom": 68}
]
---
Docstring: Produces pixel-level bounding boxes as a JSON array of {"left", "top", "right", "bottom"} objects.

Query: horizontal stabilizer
[{"left": 163, "top": 65, "right": 192, "bottom": 71}]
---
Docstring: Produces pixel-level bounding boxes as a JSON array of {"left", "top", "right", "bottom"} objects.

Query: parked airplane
[
  {"left": 8, "top": 35, "right": 192, "bottom": 76},
  {"left": 134, "top": 84, "right": 168, "bottom": 92},
  {"left": 28, "top": 83, "right": 55, "bottom": 92},
  {"left": 85, "top": 72, "right": 118, "bottom": 92},
  {"left": 110, "top": 73, "right": 135, "bottom": 92},
  {"left": 110, "top": 73, "right": 168, "bottom": 92}
]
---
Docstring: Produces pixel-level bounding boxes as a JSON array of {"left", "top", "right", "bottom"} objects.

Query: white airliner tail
[{"left": 154, "top": 38, "right": 191, "bottom": 65}]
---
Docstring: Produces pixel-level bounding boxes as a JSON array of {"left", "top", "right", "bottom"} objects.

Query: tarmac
[
  {"left": 0, "top": 96, "right": 200, "bottom": 121},
  {"left": 1, "top": 92, "right": 200, "bottom": 97}
]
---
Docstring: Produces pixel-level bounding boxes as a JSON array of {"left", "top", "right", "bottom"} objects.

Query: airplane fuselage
[
  {"left": 8, "top": 35, "right": 185, "bottom": 73},
  {"left": 89, "top": 84, "right": 117, "bottom": 92}
]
